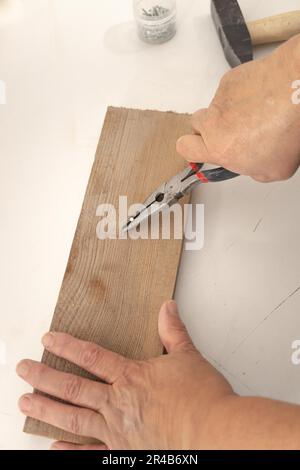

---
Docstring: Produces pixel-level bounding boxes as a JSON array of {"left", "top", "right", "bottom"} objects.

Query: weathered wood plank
[{"left": 24, "top": 107, "right": 190, "bottom": 444}]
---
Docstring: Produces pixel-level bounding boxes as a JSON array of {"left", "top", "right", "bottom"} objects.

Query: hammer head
[{"left": 211, "top": 0, "right": 253, "bottom": 67}]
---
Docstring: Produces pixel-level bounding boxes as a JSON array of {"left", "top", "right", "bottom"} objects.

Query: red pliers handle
[{"left": 189, "top": 163, "right": 238, "bottom": 183}]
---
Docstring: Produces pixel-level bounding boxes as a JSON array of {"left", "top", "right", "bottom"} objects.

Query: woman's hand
[
  {"left": 177, "top": 36, "right": 300, "bottom": 182},
  {"left": 16, "top": 301, "right": 234, "bottom": 450}
]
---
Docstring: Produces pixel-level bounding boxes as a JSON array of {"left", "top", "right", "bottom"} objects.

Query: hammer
[{"left": 211, "top": 0, "right": 300, "bottom": 67}]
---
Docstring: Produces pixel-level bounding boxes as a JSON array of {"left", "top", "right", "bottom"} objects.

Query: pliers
[{"left": 123, "top": 163, "right": 238, "bottom": 232}]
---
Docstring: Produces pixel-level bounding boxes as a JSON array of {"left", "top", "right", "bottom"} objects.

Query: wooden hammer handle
[{"left": 247, "top": 11, "right": 300, "bottom": 46}]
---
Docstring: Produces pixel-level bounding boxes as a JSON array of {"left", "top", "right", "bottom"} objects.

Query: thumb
[
  {"left": 158, "top": 301, "right": 195, "bottom": 354},
  {"left": 176, "top": 134, "right": 210, "bottom": 164}
]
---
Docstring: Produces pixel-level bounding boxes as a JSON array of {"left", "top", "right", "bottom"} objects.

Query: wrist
[
  {"left": 267, "top": 35, "right": 300, "bottom": 125},
  {"left": 271, "top": 34, "right": 300, "bottom": 75},
  {"left": 188, "top": 393, "right": 238, "bottom": 450},
  {"left": 288, "top": 34, "right": 300, "bottom": 75}
]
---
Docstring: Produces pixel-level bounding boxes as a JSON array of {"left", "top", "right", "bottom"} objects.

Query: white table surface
[{"left": 0, "top": 0, "right": 299, "bottom": 450}]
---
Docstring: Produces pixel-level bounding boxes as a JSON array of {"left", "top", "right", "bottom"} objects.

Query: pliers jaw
[
  {"left": 122, "top": 166, "right": 202, "bottom": 233},
  {"left": 122, "top": 181, "right": 171, "bottom": 233},
  {"left": 123, "top": 163, "right": 238, "bottom": 232}
]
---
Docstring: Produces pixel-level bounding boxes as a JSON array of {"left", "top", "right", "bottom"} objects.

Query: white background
[{"left": 0, "top": 0, "right": 300, "bottom": 450}]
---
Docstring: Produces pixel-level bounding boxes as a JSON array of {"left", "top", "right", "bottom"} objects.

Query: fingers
[
  {"left": 177, "top": 108, "right": 223, "bottom": 166},
  {"left": 191, "top": 109, "right": 209, "bottom": 134},
  {"left": 176, "top": 135, "right": 212, "bottom": 164},
  {"left": 18, "top": 393, "right": 108, "bottom": 441},
  {"left": 176, "top": 108, "right": 210, "bottom": 163},
  {"left": 51, "top": 441, "right": 108, "bottom": 451},
  {"left": 16, "top": 360, "right": 109, "bottom": 412},
  {"left": 41, "top": 332, "right": 130, "bottom": 384},
  {"left": 158, "top": 301, "right": 196, "bottom": 354}
]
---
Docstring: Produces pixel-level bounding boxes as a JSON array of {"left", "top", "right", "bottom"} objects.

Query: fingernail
[
  {"left": 42, "top": 332, "right": 55, "bottom": 349},
  {"left": 19, "top": 396, "right": 32, "bottom": 412},
  {"left": 16, "top": 360, "right": 30, "bottom": 378},
  {"left": 166, "top": 301, "right": 178, "bottom": 316}
]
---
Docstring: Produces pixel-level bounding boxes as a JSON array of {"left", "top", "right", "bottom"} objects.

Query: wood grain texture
[{"left": 24, "top": 107, "right": 191, "bottom": 444}]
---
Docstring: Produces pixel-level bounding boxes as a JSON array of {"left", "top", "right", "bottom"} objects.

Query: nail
[
  {"left": 42, "top": 332, "right": 55, "bottom": 349},
  {"left": 16, "top": 360, "right": 30, "bottom": 378},
  {"left": 166, "top": 301, "right": 178, "bottom": 316},
  {"left": 19, "top": 396, "right": 32, "bottom": 412}
]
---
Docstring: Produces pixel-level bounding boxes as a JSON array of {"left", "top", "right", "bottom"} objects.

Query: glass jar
[{"left": 133, "top": 0, "right": 177, "bottom": 45}]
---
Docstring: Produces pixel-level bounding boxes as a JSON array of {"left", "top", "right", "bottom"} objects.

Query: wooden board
[{"left": 24, "top": 107, "right": 190, "bottom": 444}]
